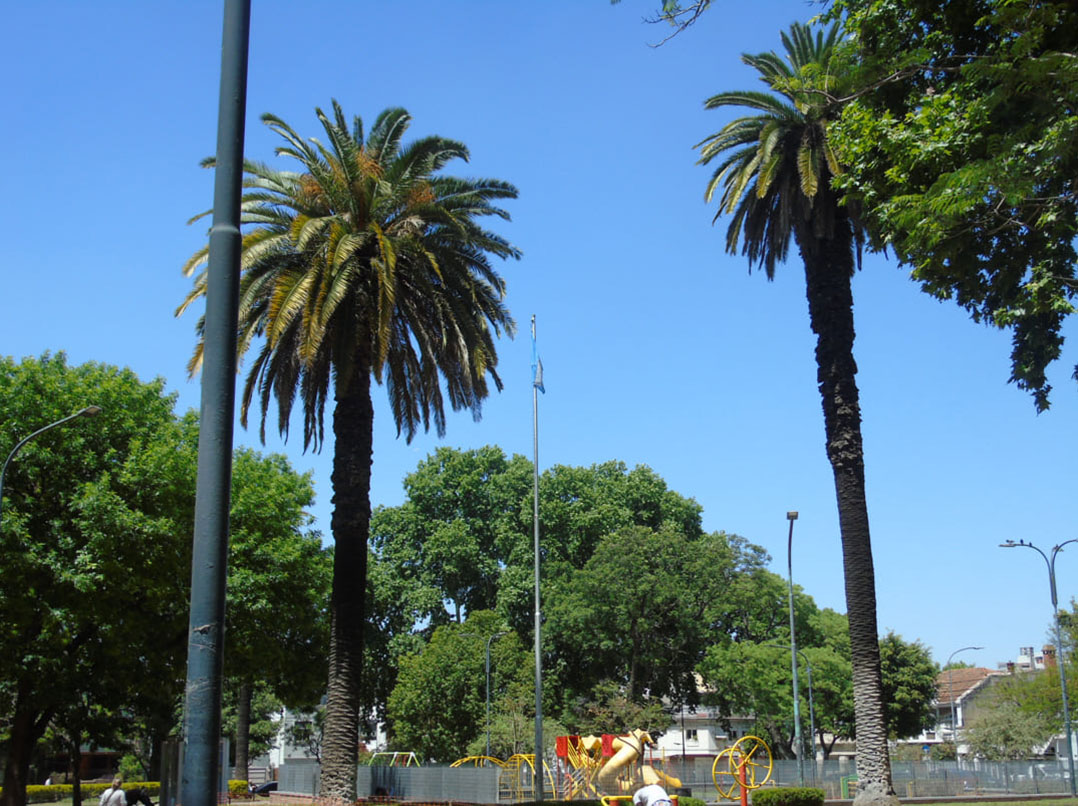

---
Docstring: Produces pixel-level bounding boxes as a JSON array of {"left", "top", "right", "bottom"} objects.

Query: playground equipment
[
  {"left": 502, "top": 754, "right": 558, "bottom": 802},
  {"left": 452, "top": 729, "right": 680, "bottom": 800},
  {"left": 450, "top": 756, "right": 506, "bottom": 769},
  {"left": 367, "top": 751, "right": 420, "bottom": 767},
  {"left": 712, "top": 735, "right": 773, "bottom": 805},
  {"left": 553, "top": 731, "right": 681, "bottom": 800}
]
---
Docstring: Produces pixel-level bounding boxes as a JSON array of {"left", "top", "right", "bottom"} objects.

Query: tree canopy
[
  {"left": 0, "top": 354, "right": 191, "bottom": 806},
  {"left": 0, "top": 355, "right": 332, "bottom": 806},
  {"left": 828, "top": 0, "right": 1078, "bottom": 410}
]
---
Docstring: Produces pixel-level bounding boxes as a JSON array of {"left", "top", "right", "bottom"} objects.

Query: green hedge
[
  {"left": 9, "top": 782, "right": 162, "bottom": 804},
  {"left": 751, "top": 787, "right": 825, "bottom": 806},
  {"left": 679, "top": 797, "right": 706, "bottom": 806}
]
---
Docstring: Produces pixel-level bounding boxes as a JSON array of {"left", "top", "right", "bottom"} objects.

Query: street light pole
[
  {"left": 0, "top": 406, "right": 103, "bottom": 527},
  {"left": 1001, "top": 538, "right": 1078, "bottom": 796},
  {"left": 945, "top": 646, "right": 982, "bottom": 756},
  {"left": 786, "top": 511, "right": 804, "bottom": 786},
  {"left": 766, "top": 642, "right": 816, "bottom": 780}
]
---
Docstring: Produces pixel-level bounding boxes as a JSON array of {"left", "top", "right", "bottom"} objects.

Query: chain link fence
[{"left": 273, "top": 756, "right": 1075, "bottom": 803}]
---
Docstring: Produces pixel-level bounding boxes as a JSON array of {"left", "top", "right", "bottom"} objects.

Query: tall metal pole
[
  {"left": 486, "top": 632, "right": 507, "bottom": 758},
  {"left": 0, "top": 406, "right": 102, "bottom": 528},
  {"left": 786, "top": 511, "right": 804, "bottom": 786},
  {"left": 766, "top": 642, "right": 816, "bottom": 781},
  {"left": 1001, "top": 539, "right": 1078, "bottom": 795},
  {"left": 181, "top": 4, "right": 250, "bottom": 806},
  {"left": 945, "top": 646, "right": 982, "bottom": 755},
  {"left": 531, "top": 315, "right": 544, "bottom": 803},
  {"left": 804, "top": 656, "right": 815, "bottom": 782}
]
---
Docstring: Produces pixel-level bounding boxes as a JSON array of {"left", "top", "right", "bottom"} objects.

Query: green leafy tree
[
  {"left": 802, "top": 645, "right": 855, "bottom": 758},
  {"left": 698, "top": 637, "right": 853, "bottom": 759},
  {"left": 178, "top": 101, "right": 520, "bottom": 799},
  {"left": 224, "top": 448, "right": 330, "bottom": 781},
  {"left": 0, "top": 355, "right": 193, "bottom": 806},
  {"left": 695, "top": 22, "right": 895, "bottom": 804},
  {"left": 369, "top": 452, "right": 710, "bottom": 724},
  {"left": 965, "top": 699, "right": 1054, "bottom": 760},
  {"left": 386, "top": 615, "right": 530, "bottom": 762},
  {"left": 545, "top": 526, "right": 763, "bottom": 710},
  {"left": 222, "top": 683, "right": 285, "bottom": 777},
  {"left": 878, "top": 633, "right": 939, "bottom": 739},
  {"left": 565, "top": 680, "right": 669, "bottom": 738},
  {"left": 829, "top": 0, "right": 1078, "bottom": 410},
  {"left": 285, "top": 708, "right": 326, "bottom": 766},
  {"left": 371, "top": 446, "right": 531, "bottom": 626},
  {"left": 500, "top": 461, "right": 705, "bottom": 639}
]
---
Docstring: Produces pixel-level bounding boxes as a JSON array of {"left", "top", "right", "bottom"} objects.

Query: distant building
[{"left": 899, "top": 645, "right": 1064, "bottom": 757}]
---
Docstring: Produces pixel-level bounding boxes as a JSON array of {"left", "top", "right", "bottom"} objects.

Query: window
[{"left": 686, "top": 729, "right": 698, "bottom": 743}]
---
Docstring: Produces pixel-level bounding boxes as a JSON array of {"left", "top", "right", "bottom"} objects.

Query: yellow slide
[
  {"left": 597, "top": 730, "right": 652, "bottom": 792},
  {"left": 642, "top": 764, "right": 682, "bottom": 789}
]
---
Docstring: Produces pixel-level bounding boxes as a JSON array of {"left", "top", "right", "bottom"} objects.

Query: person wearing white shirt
[
  {"left": 99, "top": 778, "right": 127, "bottom": 806},
  {"left": 633, "top": 784, "right": 672, "bottom": 806}
]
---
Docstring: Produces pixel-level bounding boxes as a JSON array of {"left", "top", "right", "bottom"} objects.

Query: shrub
[
  {"left": 680, "top": 797, "right": 706, "bottom": 806},
  {"left": 119, "top": 756, "right": 146, "bottom": 782},
  {"left": 752, "top": 787, "right": 825, "bottom": 806},
  {"left": 25, "top": 786, "right": 66, "bottom": 804},
  {"left": 10, "top": 782, "right": 162, "bottom": 804},
  {"left": 229, "top": 780, "right": 250, "bottom": 798}
]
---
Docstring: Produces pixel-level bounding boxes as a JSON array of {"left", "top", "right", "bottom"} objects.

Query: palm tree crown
[
  {"left": 179, "top": 100, "right": 520, "bottom": 448},
  {"left": 696, "top": 22, "right": 854, "bottom": 276}
]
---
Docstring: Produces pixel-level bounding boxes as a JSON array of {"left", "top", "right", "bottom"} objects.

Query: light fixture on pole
[
  {"left": 1001, "top": 538, "right": 1078, "bottom": 796},
  {"left": 0, "top": 406, "right": 103, "bottom": 528},
  {"left": 786, "top": 511, "right": 805, "bottom": 786},
  {"left": 945, "top": 646, "right": 982, "bottom": 755}
]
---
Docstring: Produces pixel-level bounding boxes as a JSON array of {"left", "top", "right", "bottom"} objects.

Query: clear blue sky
[{"left": 4, "top": 1, "right": 1077, "bottom": 675}]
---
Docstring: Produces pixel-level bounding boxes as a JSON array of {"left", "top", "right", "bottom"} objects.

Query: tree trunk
[
  {"left": 68, "top": 737, "right": 83, "bottom": 806},
  {"left": 0, "top": 683, "right": 49, "bottom": 806},
  {"left": 319, "top": 364, "right": 374, "bottom": 802},
  {"left": 233, "top": 680, "right": 251, "bottom": 782},
  {"left": 799, "top": 219, "right": 897, "bottom": 806}
]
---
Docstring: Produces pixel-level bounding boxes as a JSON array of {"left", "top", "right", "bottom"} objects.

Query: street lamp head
[
  {"left": 787, "top": 511, "right": 799, "bottom": 521},
  {"left": 79, "top": 406, "right": 103, "bottom": 418},
  {"left": 1000, "top": 540, "right": 1018, "bottom": 548}
]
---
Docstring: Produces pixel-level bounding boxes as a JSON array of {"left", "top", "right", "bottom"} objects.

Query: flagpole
[{"left": 531, "top": 314, "right": 544, "bottom": 803}]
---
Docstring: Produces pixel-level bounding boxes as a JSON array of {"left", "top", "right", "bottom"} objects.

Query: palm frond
[{"left": 179, "top": 100, "right": 518, "bottom": 451}]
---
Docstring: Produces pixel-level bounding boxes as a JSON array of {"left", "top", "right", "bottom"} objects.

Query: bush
[
  {"left": 119, "top": 756, "right": 146, "bottom": 782},
  {"left": 8, "top": 782, "right": 162, "bottom": 804},
  {"left": 680, "top": 797, "right": 706, "bottom": 806},
  {"left": 752, "top": 787, "right": 825, "bottom": 806},
  {"left": 25, "top": 786, "right": 67, "bottom": 804},
  {"left": 229, "top": 780, "right": 250, "bottom": 798}
]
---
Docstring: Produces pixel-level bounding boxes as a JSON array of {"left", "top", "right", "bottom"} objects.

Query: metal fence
[{"left": 275, "top": 756, "right": 1076, "bottom": 803}]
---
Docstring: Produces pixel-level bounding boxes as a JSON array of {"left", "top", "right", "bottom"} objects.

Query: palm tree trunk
[
  {"left": 799, "top": 221, "right": 897, "bottom": 806},
  {"left": 319, "top": 364, "right": 373, "bottom": 802}
]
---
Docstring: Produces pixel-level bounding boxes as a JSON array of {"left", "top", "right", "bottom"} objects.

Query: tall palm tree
[
  {"left": 696, "top": 24, "right": 896, "bottom": 806},
  {"left": 178, "top": 101, "right": 520, "bottom": 800}
]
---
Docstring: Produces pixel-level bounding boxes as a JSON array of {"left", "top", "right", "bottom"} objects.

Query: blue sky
[{"left": 4, "top": 1, "right": 1078, "bottom": 675}]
